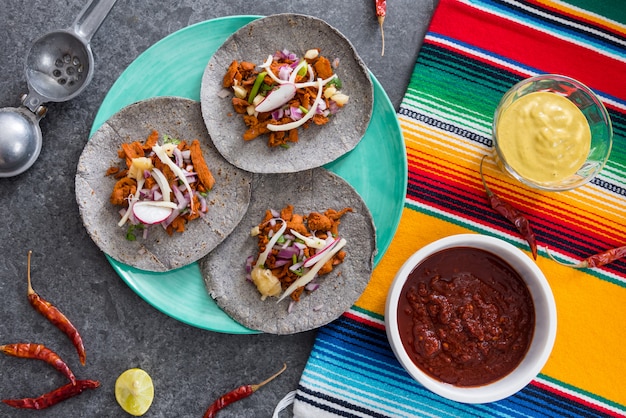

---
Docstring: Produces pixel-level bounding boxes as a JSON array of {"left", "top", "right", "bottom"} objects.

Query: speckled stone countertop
[{"left": 0, "top": 1, "right": 437, "bottom": 416}]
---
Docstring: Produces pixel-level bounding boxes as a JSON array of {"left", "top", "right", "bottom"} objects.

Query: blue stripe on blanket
[{"left": 294, "top": 314, "right": 616, "bottom": 418}]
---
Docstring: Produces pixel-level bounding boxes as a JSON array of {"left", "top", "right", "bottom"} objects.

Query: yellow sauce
[{"left": 496, "top": 91, "right": 591, "bottom": 184}]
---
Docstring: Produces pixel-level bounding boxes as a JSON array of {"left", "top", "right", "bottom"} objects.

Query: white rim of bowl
[{"left": 385, "top": 234, "right": 557, "bottom": 404}]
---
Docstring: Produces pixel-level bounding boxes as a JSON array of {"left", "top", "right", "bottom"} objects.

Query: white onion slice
[
  {"left": 255, "top": 220, "right": 287, "bottom": 268},
  {"left": 118, "top": 176, "right": 145, "bottom": 227},
  {"left": 150, "top": 167, "right": 171, "bottom": 203},
  {"left": 303, "top": 236, "right": 338, "bottom": 268},
  {"left": 267, "top": 78, "right": 324, "bottom": 132},
  {"left": 152, "top": 144, "right": 195, "bottom": 213},
  {"left": 290, "top": 229, "right": 326, "bottom": 249},
  {"left": 277, "top": 238, "right": 346, "bottom": 302},
  {"left": 289, "top": 60, "right": 308, "bottom": 83}
]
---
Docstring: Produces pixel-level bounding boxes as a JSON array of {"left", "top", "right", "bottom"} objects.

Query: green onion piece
[
  {"left": 299, "top": 105, "right": 309, "bottom": 114},
  {"left": 248, "top": 71, "right": 268, "bottom": 103},
  {"left": 297, "top": 62, "right": 307, "bottom": 76},
  {"left": 163, "top": 134, "right": 181, "bottom": 144},
  {"left": 292, "top": 254, "right": 298, "bottom": 264}
]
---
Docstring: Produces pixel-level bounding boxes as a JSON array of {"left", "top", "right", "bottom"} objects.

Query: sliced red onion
[
  {"left": 290, "top": 106, "right": 304, "bottom": 121},
  {"left": 181, "top": 150, "right": 191, "bottom": 160},
  {"left": 277, "top": 246, "right": 300, "bottom": 259},
  {"left": 287, "top": 300, "right": 295, "bottom": 314},
  {"left": 271, "top": 108, "right": 284, "bottom": 121},
  {"left": 143, "top": 169, "right": 152, "bottom": 179},
  {"left": 316, "top": 100, "right": 327, "bottom": 114},
  {"left": 278, "top": 65, "right": 292, "bottom": 81},
  {"left": 329, "top": 100, "right": 340, "bottom": 115},
  {"left": 173, "top": 148, "right": 184, "bottom": 167},
  {"left": 268, "top": 78, "right": 324, "bottom": 132},
  {"left": 277, "top": 238, "right": 346, "bottom": 303},
  {"left": 273, "top": 259, "right": 291, "bottom": 268},
  {"left": 313, "top": 304, "right": 324, "bottom": 312},
  {"left": 198, "top": 194, "right": 208, "bottom": 213},
  {"left": 270, "top": 209, "right": 280, "bottom": 218},
  {"left": 289, "top": 261, "right": 304, "bottom": 272},
  {"left": 172, "top": 185, "right": 187, "bottom": 209},
  {"left": 160, "top": 208, "right": 180, "bottom": 229},
  {"left": 304, "top": 236, "right": 338, "bottom": 268},
  {"left": 305, "top": 282, "right": 319, "bottom": 292}
]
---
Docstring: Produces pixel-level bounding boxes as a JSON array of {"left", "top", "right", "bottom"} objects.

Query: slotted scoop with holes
[{"left": 0, "top": 0, "right": 118, "bottom": 178}]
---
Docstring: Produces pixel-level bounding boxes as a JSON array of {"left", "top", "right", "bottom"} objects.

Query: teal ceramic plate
[{"left": 90, "top": 15, "right": 407, "bottom": 334}]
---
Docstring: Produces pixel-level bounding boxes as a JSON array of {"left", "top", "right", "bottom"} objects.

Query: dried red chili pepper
[
  {"left": 548, "top": 245, "right": 626, "bottom": 269},
  {"left": 0, "top": 343, "right": 76, "bottom": 385},
  {"left": 202, "top": 363, "right": 287, "bottom": 418},
  {"left": 479, "top": 156, "right": 538, "bottom": 259},
  {"left": 376, "top": 0, "right": 386, "bottom": 56},
  {"left": 2, "top": 379, "right": 99, "bottom": 410},
  {"left": 26, "top": 251, "right": 87, "bottom": 365}
]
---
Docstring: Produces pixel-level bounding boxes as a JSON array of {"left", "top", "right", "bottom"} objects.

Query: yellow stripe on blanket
[{"left": 357, "top": 207, "right": 626, "bottom": 406}]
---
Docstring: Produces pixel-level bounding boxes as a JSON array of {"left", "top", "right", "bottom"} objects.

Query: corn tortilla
[
  {"left": 200, "top": 13, "right": 373, "bottom": 173},
  {"left": 75, "top": 97, "right": 253, "bottom": 272},
  {"left": 200, "top": 168, "right": 376, "bottom": 334}
]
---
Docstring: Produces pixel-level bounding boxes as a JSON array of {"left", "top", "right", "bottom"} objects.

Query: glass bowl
[{"left": 492, "top": 74, "right": 612, "bottom": 191}]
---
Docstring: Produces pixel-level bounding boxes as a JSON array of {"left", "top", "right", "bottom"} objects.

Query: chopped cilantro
[{"left": 327, "top": 77, "right": 342, "bottom": 89}]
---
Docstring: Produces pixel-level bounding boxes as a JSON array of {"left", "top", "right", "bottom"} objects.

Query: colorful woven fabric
[{"left": 292, "top": 0, "right": 626, "bottom": 416}]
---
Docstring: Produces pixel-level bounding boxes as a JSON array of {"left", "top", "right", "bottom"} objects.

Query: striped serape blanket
[{"left": 292, "top": 0, "right": 626, "bottom": 416}]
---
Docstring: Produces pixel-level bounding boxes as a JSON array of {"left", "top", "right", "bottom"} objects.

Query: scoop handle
[{"left": 72, "top": 0, "right": 118, "bottom": 42}]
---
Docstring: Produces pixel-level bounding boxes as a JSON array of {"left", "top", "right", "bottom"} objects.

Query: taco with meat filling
[
  {"left": 75, "top": 97, "right": 253, "bottom": 272},
  {"left": 199, "top": 168, "right": 377, "bottom": 334},
  {"left": 200, "top": 13, "right": 373, "bottom": 173}
]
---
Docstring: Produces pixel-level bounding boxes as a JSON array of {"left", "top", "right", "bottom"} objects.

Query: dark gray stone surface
[{"left": 0, "top": 0, "right": 437, "bottom": 416}]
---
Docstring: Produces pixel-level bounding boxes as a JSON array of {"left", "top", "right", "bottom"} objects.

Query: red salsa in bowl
[
  {"left": 385, "top": 234, "right": 556, "bottom": 404},
  {"left": 397, "top": 247, "right": 535, "bottom": 387}
]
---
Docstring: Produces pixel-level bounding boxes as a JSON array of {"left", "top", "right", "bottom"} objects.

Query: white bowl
[{"left": 385, "top": 234, "right": 557, "bottom": 404}]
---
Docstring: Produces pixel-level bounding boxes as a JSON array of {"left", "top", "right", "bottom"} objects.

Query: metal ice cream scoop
[{"left": 0, "top": 0, "right": 118, "bottom": 177}]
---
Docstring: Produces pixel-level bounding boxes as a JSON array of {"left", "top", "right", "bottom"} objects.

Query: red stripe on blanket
[
  {"left": 428, "top": 0, "right": 626, "bottom": 99},
  {"left": 343, "top": 311, "right": 385, "bottom": 331},
  {"left": 407, "top": 153, "right": 623, "bottom": 261},
  {"left": 531, "top": 380, "right": 626, "bottom": 418}
]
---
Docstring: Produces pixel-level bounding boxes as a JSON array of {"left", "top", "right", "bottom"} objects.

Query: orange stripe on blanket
[
  {"left": 528, "top": 0, "right": 626, "bottom": 37},
  {"left": 356, "top": 207, "right": 626, "bottom": 406}
]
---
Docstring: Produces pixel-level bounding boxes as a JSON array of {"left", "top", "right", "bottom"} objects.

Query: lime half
[{"left": 115, "top": 368, "right": 154, "bottom": 416}]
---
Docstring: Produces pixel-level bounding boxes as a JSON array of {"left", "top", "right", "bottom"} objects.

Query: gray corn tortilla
[
  {"left": 75, "top": 97, "right": 253, "bottom": 272},
  {"left": 200, "top": 13, "right": 373, "bottom": 173},
  {"left": 200, "top": 168, "right": 377, "bottom": 334}
]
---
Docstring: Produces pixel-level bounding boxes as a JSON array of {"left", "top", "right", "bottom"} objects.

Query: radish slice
[
  {"left": 303, "top": 236, "right": 338, "bottom": 268},
  {"left": 255, "top": 83, "right": 297, "bottom": 113},
  {"left": 267, "top": 79, "right": 323, "bottom": 132},
  {"left": 278, "top": 238, "right": 346, "bottom": 303},
  {"left": 132, "top": 201, "right": 177, "bottom": 225}
]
